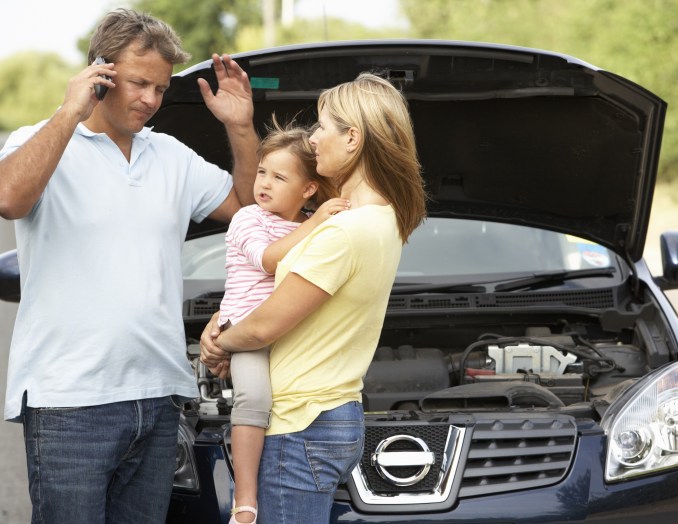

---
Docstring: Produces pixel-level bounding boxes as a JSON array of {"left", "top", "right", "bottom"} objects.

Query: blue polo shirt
[{"left": 2, "top": 121, "right": 231, "bottom": 421}]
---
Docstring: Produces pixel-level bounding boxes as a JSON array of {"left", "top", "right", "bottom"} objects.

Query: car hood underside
[{"left": 150, "top": 40, "right": 667, "bottom": 261}]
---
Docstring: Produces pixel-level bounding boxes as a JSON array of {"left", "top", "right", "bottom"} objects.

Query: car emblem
[{"left": 370, "top": 434, "right": 436, "bottom": 486}]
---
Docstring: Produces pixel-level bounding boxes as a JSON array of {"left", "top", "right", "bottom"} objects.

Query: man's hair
[
  {"left": 317, "top": 73, "right": 427, "bottom": 242},
  {"left": 87, "top": 8, "right": 191, "bottom": 65},
  {"left": 258, "top": 115, "right": 338, "bottom": 207}
]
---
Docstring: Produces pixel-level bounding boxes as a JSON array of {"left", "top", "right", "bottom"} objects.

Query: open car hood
[{"left": 149, "top": 40, "right": 666, "bottom": 262}]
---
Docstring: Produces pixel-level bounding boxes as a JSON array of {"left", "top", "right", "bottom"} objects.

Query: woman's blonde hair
[
  {"left": 317, "top": 73, "right": 427, "bottom": 242},
  {"left": 88, "top": 8, "right": 191, "bottom": 65},
  {"left": 258, "top": 116, "right": 338, "bottom": 207}
]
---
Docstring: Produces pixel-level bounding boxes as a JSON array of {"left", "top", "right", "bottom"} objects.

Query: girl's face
[
  {"left": 253, "top": 149, "right": 318, "bottom": 221},
  {"left": 309, "top": 107, "right": 352, "bottom": 178}
]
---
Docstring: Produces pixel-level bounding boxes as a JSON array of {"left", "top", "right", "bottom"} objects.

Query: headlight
[
  {"left": 602, "top": 361, "right": 678, "bottom": 481},
  {"left": 174, "top": 422, "right": 200, "bottom": 492}
]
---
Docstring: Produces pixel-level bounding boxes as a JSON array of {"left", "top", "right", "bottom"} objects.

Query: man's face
[{"left": 99, "top": 43, "right": 173, "bottom": 137}]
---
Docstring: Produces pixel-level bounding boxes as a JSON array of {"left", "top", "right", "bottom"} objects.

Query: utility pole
[
  {"left": 282, "top": 0, "right": 295, "bottom": 27},
  {"left": 263, "top": 0, "right": 276, "bottom": 47}
]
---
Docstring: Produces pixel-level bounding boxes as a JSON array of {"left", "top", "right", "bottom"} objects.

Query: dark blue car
[{"left": 3, "top": 40, "right": 678, "bottom": 523}]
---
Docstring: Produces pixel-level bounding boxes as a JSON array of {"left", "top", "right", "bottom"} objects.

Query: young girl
[{"left": 218, "top": 120, "right": 349, "bottom": 524}]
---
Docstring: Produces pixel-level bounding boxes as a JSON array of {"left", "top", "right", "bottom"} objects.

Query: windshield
[{"left": 181, "top": 218, "right": 616, "bottom": 283}]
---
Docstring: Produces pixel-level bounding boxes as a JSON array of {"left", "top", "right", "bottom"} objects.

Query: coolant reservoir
[{"left": 488, "top": 343, "right": 577, "bottom": 374}]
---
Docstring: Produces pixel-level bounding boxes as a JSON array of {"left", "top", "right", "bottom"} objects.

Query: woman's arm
[
  {"left": 261, "top": 198, "right": 349, "bottom": 273},
  {"left": 199, "top": 272, "right": 331, "bottom": 374}
]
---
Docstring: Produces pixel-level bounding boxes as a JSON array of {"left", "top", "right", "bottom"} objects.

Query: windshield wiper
[
  {"left": 391, "top": 267, "right": 616, "bottom": 295},
  {"left": 493, "top": 267, "right": 616, "bottom": 292},
  {"left": 391, "top": 282, "right": 487, "bottom": 295}
]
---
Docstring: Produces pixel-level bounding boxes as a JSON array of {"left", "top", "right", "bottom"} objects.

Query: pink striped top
[{"left": 218, "top": 204, "right": 303, "bottom": 326}]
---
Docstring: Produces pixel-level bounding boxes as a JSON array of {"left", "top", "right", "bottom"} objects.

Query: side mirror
[
  {"left": 0, "top": 249, "right": 20, "bottom": 302},
  {"left": 656, "top": 232, "right": 678, "bottom": 290}
]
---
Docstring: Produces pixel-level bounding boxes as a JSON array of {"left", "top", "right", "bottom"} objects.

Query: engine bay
[
  {"left": 183, "top": 297, "right": 676, "bottom": 422},
  {"left": 363, "top": 329, "right": 644, "bottom": 412}
]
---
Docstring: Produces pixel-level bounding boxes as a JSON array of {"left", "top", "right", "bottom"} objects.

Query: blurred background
[
  {"left": 2, "top": 0, "right": 678, "bottom": 184},
  {"left": 1, "top": 1, "right": 677, "bottom": 521}
]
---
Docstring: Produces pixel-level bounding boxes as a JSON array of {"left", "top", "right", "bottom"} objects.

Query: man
[{"left": 0, "top": 8, "right": 258, "bottom": 523}]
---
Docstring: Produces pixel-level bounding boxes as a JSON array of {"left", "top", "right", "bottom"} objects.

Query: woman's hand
[{"left": 200, "top": 312, "right": 231, "bottom": 377}]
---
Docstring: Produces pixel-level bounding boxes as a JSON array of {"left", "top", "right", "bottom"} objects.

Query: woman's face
[{"left": 309, "top": 106, "right": 352, "bottom": 178}]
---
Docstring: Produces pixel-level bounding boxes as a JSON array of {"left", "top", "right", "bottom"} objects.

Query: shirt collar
[{"left": 75, "top": 123, "right": 152, "bottom": 142}]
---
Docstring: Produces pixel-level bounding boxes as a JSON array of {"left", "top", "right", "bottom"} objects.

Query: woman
[
  {"left": 218, "top": 121, "right": 345, "bottom": 524},
  {"left": 201, "top": 72, "right": 427, "bottom": 524}
]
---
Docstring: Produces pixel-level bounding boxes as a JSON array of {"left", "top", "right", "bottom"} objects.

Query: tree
[
  {"left": 400, "top": 0, "right": 678, "bottom": 182},
  {"left": 0, "top": 52, "right": 78, "bottom": 130},
  {"left": 75, "top": 0, "right": 263, "bottom": 67},
  {"left": 133, "top": 0, "right": 262, "bottom": 65},
  {"left": 131, "top": 0, "right": 405, "bottom": 56}
]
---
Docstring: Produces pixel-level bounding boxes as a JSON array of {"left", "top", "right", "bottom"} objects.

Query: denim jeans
[
  {"left": 23, "top": 396, "right": 182, "bottom": 524},
  {"left": 257, "top": 401, "right": 364, "bottom": 524}
]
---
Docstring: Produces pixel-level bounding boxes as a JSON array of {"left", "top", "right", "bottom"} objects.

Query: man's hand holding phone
[
  {"left": 93, "top": 56, "right": 113, "bottom": 100},
  {"left": 58, "top": 57, "right": 116, "bottom": 123}
]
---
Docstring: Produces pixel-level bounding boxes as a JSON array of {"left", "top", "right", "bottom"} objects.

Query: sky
[{"left": 0, "top": 0, "right": 405, "bottom": 64}]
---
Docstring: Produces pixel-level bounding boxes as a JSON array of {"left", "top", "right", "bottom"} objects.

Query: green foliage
[
  {"left": 0, "top": 52, "right": 78, "bottom": 129},
  {"left": 2, "top": 0, "right": 677, "bottom": 183},
  {"left": 129, "top": 0, "right": 405, "bottom": 57},
  {"left": 74, "top": 0, "right": 264, "bottom": 68},
  {"left": 400, "top": 0, "right": 678, "bottom": 182},
  {"left": 237, "top": 17, "right": 404, "bottom": 52},
  {"left": 133, "top": 0, "right": 263, "bottom": 65}
]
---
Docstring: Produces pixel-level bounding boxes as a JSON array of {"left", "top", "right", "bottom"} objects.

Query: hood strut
[{"left": 624, "top": 251, "right": 641, "bottom": 298}]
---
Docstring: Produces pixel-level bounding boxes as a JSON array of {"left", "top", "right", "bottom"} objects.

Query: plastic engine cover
[{"left": 362, "top": 345, "right": 450, "bottom": 411}]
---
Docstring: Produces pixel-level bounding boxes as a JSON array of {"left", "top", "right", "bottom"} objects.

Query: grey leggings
[{"left": 230, "top": 346, "right": 272, "bottom": 428}]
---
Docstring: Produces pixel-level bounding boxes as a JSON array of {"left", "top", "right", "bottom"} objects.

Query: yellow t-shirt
[{"left": 267, "top": 204, "right": 402, "bottom": 435}]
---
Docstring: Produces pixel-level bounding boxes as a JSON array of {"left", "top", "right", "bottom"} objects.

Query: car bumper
[{"left": 166, "top": 424, "right": 678, "bottom": 523}]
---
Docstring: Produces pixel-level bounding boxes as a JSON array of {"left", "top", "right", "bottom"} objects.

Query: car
[{"left": 3, "top": 39, "right": 678, "bottom": 523}]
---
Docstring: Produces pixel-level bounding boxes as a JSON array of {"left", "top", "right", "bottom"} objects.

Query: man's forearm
[
  {"left": 0, "top": 105, "right": 80, "bottom": 219},
  {"left": 226, "top": 122, "right": 259, "bottom": 207}
]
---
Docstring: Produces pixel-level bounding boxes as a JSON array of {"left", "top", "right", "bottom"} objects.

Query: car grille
[
  {"left": 361, "top": 422, "right": 452, "bottom": 494},
  {"left": 459, "top": 414, "right": 577, "bottom": 497},
  {"left": 352, "top": 413, "right": 577, "bottom": 509},
  {"left": 184, "top": 294, "right": 222, "bottom": 320}
]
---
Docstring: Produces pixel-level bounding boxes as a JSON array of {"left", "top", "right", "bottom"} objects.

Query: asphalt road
[{"left": 0, "top": 220, "right": 28, "bottom": 523}]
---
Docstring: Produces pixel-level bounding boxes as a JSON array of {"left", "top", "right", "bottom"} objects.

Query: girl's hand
[{"left": 311, "top": 198, "right": 350, "bottom": 223}]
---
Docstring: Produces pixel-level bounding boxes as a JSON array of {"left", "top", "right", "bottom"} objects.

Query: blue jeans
[
  {"left": 257, "top": 401, "right": 364, "bottom": 524},
  {"left": 23, "top": 396, "right": 181, "bottom": 524}
]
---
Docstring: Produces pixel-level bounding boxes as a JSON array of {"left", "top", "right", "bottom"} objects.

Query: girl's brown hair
[{"left": 258, "top": 116, "right": 338, "bottom": 207}]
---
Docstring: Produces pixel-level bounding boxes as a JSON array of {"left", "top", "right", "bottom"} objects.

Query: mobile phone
[{"left": 94, "top": 56, "right": 111, "bottom": 101}]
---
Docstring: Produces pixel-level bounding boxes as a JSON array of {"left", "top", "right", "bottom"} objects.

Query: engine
[{"left": 185, "top": 318, "right": 661, "bottom": 418}]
